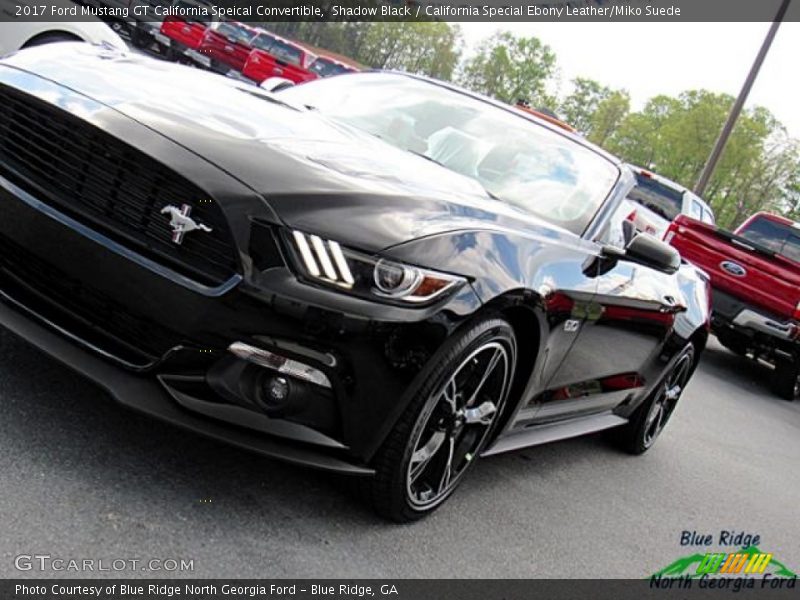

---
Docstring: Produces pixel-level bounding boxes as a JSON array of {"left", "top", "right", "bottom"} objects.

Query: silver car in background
[{"left": 0, "top": 0, "right": 126, "bottom": 56}]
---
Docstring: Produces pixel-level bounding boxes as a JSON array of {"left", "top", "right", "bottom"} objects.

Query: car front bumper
[
  {"left": 0, "top": 290, "right": 374, "bottom": 476},
  {"left": 0, "top": 166, "right": 473, "bottom": 476}
]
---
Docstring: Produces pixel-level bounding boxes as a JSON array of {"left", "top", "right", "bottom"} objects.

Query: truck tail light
[
  {"left": 664, "top": 221, "right": 677, "bottom": 244},
  {"left": 793, "top": 300, "right": 800, "bottom": 322}
]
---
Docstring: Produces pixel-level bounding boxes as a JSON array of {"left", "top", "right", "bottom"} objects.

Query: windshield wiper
[
  {"left": 407, "top": 149, "right": 443, "bottom": 166},
  {"left": 237, "top": 88, "right": 302, "bottom": 112}
]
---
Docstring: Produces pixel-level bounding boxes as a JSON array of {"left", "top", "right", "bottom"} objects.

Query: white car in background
[
  {"left": 0, "top": 1, "right": 126, "bottom": 56},
  {"left": 623, "top": 164, "right": 715, "bottom": 238}
]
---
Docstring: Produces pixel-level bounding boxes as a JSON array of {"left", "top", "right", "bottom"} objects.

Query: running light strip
[{"left": 292, "top": 231, "right": 355, "bottom": 287}]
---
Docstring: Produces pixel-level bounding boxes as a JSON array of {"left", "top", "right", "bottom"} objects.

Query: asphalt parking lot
[{"left": 0, "top": 329, "right": 797, "bottom": 579}]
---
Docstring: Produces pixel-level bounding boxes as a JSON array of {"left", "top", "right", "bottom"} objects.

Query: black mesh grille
[
  {"left": 0, "top": 233, "right": 182, "bottom": 361},
  {"left": 0, "top": 85, "right": 238, "bottom": 286}
]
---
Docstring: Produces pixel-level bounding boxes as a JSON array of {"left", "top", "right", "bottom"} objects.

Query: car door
[{"left": 531, "top": 200, "right": 681, "bottom": 423}]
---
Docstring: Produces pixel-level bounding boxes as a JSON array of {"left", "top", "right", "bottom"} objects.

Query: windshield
[
  {"left": 739, "top": 216, "right": 800, "bottom": 264},
  {"left": 627, "top": 173, "right": 684, "bottom": 221},
  {"left": 280, "top": 74, "right": 619, "bottom": 235},
  {"left": 310, "top": 58, "right": 353, "bottom": 77},
  {"left": 216, "top": 22, "right": 255, "bottom": 45}
]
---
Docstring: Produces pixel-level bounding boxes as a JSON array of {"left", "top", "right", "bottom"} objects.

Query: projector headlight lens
[{"left": 288, "top": 230, "right": 465, "bottom": 304}]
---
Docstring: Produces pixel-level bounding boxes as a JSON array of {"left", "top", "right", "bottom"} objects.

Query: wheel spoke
[
  {"left": 437, "top": 436, "right": 455, "bottom": 494},
  {"left": 409, "top": 430, "right": 447, "bottom": 484},
  {"left": 441, "top": 377, "right": 458, "bottom": 414},
  {"left": 645, "top": 401, "right": 662, "bottom": 432},
  {"left": 668, "top": 356, "right": 692, "bottom": 388},
  {"left": 465, "top": 348, "right": 504, "bottom": 407},
  {"left": 654, "top": 407, "right": 665, "bottom": 434},
  {"left": 646, "top": 403, "right": 665, "bottom": 442}
]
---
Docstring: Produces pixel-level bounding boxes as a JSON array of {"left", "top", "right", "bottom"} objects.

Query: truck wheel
[
  {"left": 771, "top": 359, "right": 800, "bottom": 401},
  {"left": 130, "top": 28, "right": 149, "bottom": 49}
]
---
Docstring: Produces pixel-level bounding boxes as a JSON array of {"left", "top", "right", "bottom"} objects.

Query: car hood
[{"left": 0, "top": 44, "right": 571, "bottom": 251}]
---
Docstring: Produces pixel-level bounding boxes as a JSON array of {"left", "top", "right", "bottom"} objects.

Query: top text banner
[{"left": 4, "top": 0, "right": 800, "bottom": 22}]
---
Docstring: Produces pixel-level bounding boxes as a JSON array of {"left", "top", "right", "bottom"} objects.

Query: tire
[
  {"left": 130, "top": 28, "right": 149, "bottom": 49},
  {"left": 22, "top": 32, "right": 81, "bottom": 49},
  {"left": 362, "top": 316, "right": 516, "bottom": 522},
  {"left": 771, "top": 359, "right": 800, "bottom": 401},
  {"left": 613, "top": 343, "right": 695, "bottom": 455}
]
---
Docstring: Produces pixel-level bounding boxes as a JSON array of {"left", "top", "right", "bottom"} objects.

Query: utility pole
[{"left": 693, "top": 0, "right": 792, "bottom": 197}]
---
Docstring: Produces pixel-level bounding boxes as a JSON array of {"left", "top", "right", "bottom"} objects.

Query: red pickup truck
[
  {"left": 185, "top": 21, "right": 257, "bottom": 75},
  {"left": 241, "top": 31, "right": 318, "bottom": 85},
  {"left": 156, "top": 0, "right": 218, "bottom": 62},
  {"left": 666, "top": 212, "right": 800, "bottom": 399}
]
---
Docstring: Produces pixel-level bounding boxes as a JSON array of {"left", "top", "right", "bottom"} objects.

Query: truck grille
[{"left": 0, "top": 85, "right": 238, "bottom": 286}]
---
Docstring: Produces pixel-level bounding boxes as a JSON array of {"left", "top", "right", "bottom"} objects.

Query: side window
[
  {"left": 702, "top": 208, "right": 716, "bottom": 225},
  {"left": 596, "top": 200, "right": 634, "bottom": 249},
  {"left": 690, "top": 199, "right": 704, "bottom": 220}
]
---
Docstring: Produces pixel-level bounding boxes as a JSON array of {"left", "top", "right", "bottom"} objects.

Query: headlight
[{"left": 287, "top": 230, "right": 465, "bottom": 304}]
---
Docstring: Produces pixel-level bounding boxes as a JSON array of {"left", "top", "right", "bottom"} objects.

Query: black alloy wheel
[
  {"left": 615, "top": 344, "right": 695, "bottom": 455},
  {"left": 363, "top": 317, "right": 516, "bottom": 522}
]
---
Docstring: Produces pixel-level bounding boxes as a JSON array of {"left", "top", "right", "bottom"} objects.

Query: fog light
[
  {"left": 265, "top": 376, "right": 290, "bottom": 403},
  {"left": 228, "top": 342, "right": 331, "bottom": 388}
]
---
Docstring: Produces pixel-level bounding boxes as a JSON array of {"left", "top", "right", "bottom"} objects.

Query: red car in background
[
  {"left": 185, "top": 21, "right": 257, "bottom": 75},
  {"left": 242, "top": 31, "right": 318, "bottom": 84},
  {"left": 156, "top": 0, "right": 218, "bottom": 62}
]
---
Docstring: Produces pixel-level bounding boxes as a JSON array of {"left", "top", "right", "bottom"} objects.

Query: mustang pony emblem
[{"left": 160, "top": 204, "right": 212, "bottom": 245}]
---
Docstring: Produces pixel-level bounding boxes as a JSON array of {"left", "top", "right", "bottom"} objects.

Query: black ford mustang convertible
[{"left": 0, "top": 44, "right": 710, "bottom": 521}]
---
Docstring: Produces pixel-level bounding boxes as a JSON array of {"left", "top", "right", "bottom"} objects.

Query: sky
[{"left": 459, "top": 22, "right": 800, "bottom": 139}]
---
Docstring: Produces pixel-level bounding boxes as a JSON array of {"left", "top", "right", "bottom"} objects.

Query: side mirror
[
  {"left": 624, "top": 233, "right": 681, "bottom": 274},
  {"left": 259, "top": 77, "right": 295, "bottom": 93}
]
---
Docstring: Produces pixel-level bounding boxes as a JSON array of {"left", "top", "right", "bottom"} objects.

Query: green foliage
[
  {"left": 558, "top": 77, "right": 612, "bottom": 134},
  {"left": 605, "top": 91, "right": 800, "bottom": 228},
  {"left": 457, "top": 31, "right": 556, "bottom": 105},
  {"left": 586, "top": 90, "right": 631, "bottom": 147}
]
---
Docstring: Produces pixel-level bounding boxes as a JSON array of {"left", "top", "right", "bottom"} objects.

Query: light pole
[{"left": 693, "top": 0, "right": 792, "bottom": 197}]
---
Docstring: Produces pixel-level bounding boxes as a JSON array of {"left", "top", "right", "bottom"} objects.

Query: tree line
[{"left": 266, "top": 22, "right": 799, "bottom": 228}]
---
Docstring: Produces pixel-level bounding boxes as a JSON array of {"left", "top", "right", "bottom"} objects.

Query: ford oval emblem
[{"left": 720, "top": 260, "right": 747, "bottom": 278}]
